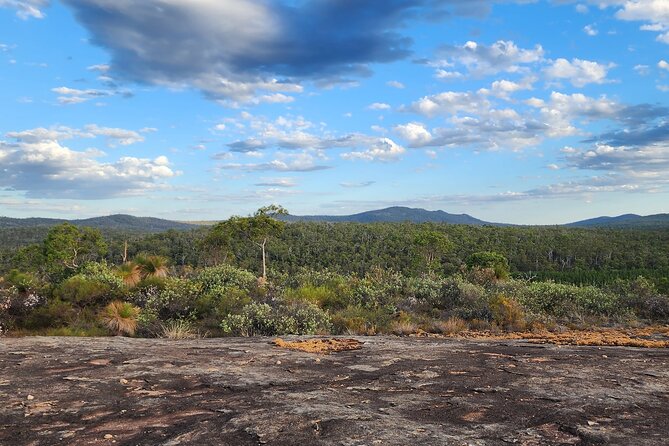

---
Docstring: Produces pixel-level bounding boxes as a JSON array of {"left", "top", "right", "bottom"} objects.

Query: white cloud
[
  {"left": 219, "top": 152, "right": 330, "bottom": 172},
  {"left": 386, "top": 80, "right": 405, "bottom": 89},
  {"left": 634, "top": 64, "right": 650, "bottom": 75},
  {"left": 367, "top": 102, "right": 391, "bottom": 111},
  {"left": 434, "top": 40, "right": 544, "bottom": 76},
  {"left": 7, "top": 124, "right": 146, "bottom": 147},
  {"left": 0, "top": 139, "right": 176, "bottom": 199},
  {"left": 435, "top": 69, "right": 463, "bottom": 80},
  {"left": 0, "top": 0, "right": 47, "bottom": 19},
  {"left": 340, "top": 138, "right": 405, "bottom": 162},
  {"left": 584, "top": 24, "right": 599, "bottom": 36},
  {"left": 544, "top": 58, "right": 614, "bottom": 87},
  {"left": 658, "top": 60, "right": 669, "bottom": 71},
  {"left": 405, "top": 91, "right": 490, "bottom": 118},
  {"left": 395, "top": 122, "right": 433, "bottom": 146},
  {"left": 479, "top": 78, "right": 534, "bottom": 99}
]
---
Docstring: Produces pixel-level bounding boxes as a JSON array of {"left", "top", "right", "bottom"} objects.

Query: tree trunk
[{"left": 261, "top": 238, "right": 267, "bottom": 279}]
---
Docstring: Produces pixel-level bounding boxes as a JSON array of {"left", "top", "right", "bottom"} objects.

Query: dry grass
[
  {"left": 273, "top": 338, "right": 363, "bottom": 354},
  {"left": 390, "top": 320, "right": 419, "bottom": 336},
  {"left": 433, "top": 317, "right": 468, "bottom": 335},
  {"left": 159, "top": 320, "right": 198, "bottom": 340}
]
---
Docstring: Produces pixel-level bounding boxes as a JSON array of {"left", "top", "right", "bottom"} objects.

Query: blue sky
[{"left": 1, "top": 0, "right": 668, "bottom": 224}]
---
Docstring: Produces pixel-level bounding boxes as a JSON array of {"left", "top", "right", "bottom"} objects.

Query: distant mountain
[
  {"left": 280, "top": 206, "right": 498, "bottom": 225},
  {"left": 567, "top": 213, "right": 669, "bottom": 229},
  {"left": 0, "top": 214, "right": 197, "bottom": 232}
]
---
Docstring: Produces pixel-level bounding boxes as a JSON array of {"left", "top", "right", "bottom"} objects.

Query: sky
[{"left": 1, "top": 0, "right": 669, "bottom": 224}]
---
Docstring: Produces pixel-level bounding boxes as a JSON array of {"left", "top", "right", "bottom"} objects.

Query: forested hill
[
  {"left": 567, "top": 213, "right": 669, "bottom": 229},
  {"left": 0, "top": 215, "right": 197, "bottom": 232},
  {"left": 280, "top": 206, "right": 496, "bottom": 225}
]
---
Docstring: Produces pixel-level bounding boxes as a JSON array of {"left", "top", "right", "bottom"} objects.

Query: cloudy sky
[{"left": 1, "top": 0, "right": 668, "bottom": 224}]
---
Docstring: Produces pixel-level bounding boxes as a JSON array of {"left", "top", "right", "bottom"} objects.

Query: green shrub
[
  {"left": 220, "top": 301, "right": 330, "bottom": 336},
  {"left": 24, "top": 299, "right": 78, "bottom": 329},
  {"left": 330, "top": 306, "right": 394, "bottom": 335},
  {"left": 78, "top": 262, "right": 125, "bottom": 290},
  {"left": 194, "top": 264, "right": 256, "bottom": 293},
  {"left": 351, "top": 267, "right": 404, "bottom": 311},
  {"left": 195, "top": 286, "right": 251, "bottom": 319},
  {"left": 283, "top": 284, "right": 349, "bottom": 310},
  {"left": 54, "top": 276, "right": 114, "bottom": 307},
  {"left": 141, "top": 278, "right": 201, "bottom": 322},
  {"left": 466, "top": 251, "right": 510, "bottom": 280}
]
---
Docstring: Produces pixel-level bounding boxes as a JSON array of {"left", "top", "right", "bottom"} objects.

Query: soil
[{"left": 1, "top": 336, "right": 668, "bottom": 445}]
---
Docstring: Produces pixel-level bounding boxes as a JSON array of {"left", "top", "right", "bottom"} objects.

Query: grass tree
[{"left": 101, "top": 301, "right": 140, "bottom": 336}]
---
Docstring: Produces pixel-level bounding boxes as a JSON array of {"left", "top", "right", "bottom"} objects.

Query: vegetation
[{"left": 1, "top": 205, "right": 668, "bottom": 337}]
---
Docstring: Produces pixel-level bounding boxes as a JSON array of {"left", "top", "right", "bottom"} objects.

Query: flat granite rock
[{"left": 0, "top": 336, "right": 667, "bottom": 445}]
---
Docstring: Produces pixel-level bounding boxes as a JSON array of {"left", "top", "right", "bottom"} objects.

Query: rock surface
[{"left": 1, "top": 336, "right": 668, "bottom": 445}]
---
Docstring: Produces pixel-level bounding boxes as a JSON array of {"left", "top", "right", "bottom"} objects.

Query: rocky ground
[{"left": 1, "top": 336, "right": 668, "bottom": 446}]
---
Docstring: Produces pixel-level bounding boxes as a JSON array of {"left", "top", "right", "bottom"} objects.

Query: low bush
[
  {"left": 220, "top": 301, "right": 331, "bottom": 336},
  {"left": 489, "top": 295, "right": 526, "bottom": 331},
  {"left": 101, "top": 301, "right": 140, "bottom": 336}
]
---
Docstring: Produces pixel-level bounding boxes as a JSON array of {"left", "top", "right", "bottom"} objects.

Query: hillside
[
  {"left": 568, "top": 213, "right": 669, "bottom": 229},
  {"left": 0, "top": 214, "right": 197, "bottom": 232},
  {"left": 281, "top": 206, "right": 496, "bottom": 225}
]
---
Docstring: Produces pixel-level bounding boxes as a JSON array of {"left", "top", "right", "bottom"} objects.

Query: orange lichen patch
[
  {"left": 517, "top": 330, "right": 669, "bottom": 348},
  {"left": 461, "top": 410, "right": 486, "bottom": 422},
  {"left": 273, "top": 338, "right": 363, "bottom": 354},
  {"left": 421, "top": 326, "right": 669, "bottom": 348}
]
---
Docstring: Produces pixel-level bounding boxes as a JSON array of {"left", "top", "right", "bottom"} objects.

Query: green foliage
[
  {"left": 5, "top": 270, "right": 37, "bottom": 292},
  {"left": 138, "top": 278, "right": 201, "bottom": 322},
  {"left": 54, "top": 276, "right": 114, "bottom": 307},
  {"left": 43, "top": 223, "right": 107, "bottom": 279},
  {"left": 194, "top": 264, "right": 257, "bottom": 293},
  {"left": 413, "top": 228, "right": 452, "bottom": 273},
  {"left": 24, "top": 299, "right": 78, "bottom": 329},
  {"left": 466, "top": 251, "right": 510, "bottom": 280},
  {"left": 351, "top": 267, "right": 404, "bottom": 311},
  {"left": 330, "top": 306, "right": 394, "bottom": 335},
  {"left": 283, "top": 284, "right": 348, "bottom": 311},
  {"left": 220, "top": 301, "right": 330, "bottom": 336}
]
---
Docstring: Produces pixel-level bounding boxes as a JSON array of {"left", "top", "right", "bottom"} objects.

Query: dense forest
[{"left": 1, "top": 207, "right": 668, "bottom": 338}]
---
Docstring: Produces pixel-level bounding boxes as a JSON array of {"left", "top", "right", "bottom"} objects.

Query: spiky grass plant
[
  {"left": 159, "top": 319, "right": 198, "bottom": 340},
  {"left": 117, "top": 262, "right": 142, "bottom": 288},
  {"left": 135, "top": 255, "right": 170, "bottom": 279},
  {"left": 101, "top": 301, "right": 140, "bottom": 336}
]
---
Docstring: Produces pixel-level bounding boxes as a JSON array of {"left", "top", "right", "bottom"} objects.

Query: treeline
[{"left": 2, "top": 222, "right": 669, "bottom": 283}]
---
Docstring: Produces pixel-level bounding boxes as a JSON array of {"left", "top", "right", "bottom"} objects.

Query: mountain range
[{"left": 0, "top": 207, "right": 668, "bottom": 231}]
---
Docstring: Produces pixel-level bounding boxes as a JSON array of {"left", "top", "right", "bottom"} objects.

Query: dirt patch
[{"left": 273, "top": 337, "right": 363, "bottom": 354}]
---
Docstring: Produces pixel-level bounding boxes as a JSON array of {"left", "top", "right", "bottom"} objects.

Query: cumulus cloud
[
  {"left": 6, "top": 124, "right": 146, "bottom": 147},
  {"left": 583, "top": 24, "right": 599, "bottom": 36},
  {"left": 51, "top": 85, "right": 132, "bottom": 104},
  {"left": 0, "top": 0, "right": 47, "bottom": 19},
  {"left": 368, "top": 102, "right": 392, "bottom": 111},
  {"left": 0, "top": 139, "right": 175, "bottom": 199},
  {"left": 386, "top": 80, "right": 405, "bottom": 89},
  {"left": 59, "top": 0, "right": 504, "bottom": 104},
  {"left": 340, "top": 138, "right": 406, "bottom": 162},
  {"left": 219, "top": 152, "right": 331, "bottom": 172},
  {"left": 405, "top": 91, "right": 490, "bottom": 118},
  {"left": 544, "top": 58, "right": 615, "bottom": 87},
  {"left": 433, "top": 40, "right": 544, "bottom": 76}
]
